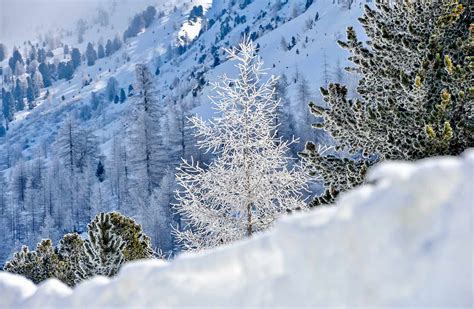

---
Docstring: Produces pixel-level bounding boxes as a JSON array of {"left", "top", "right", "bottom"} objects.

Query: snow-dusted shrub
[
  {"left": 75, "top": 212, "right": 154, "bottom": 283},
  {"left": 174, "top": 39, "right": 310, "bottom": 251},
  {"left": 108, "top": 212, "right": 154, "bottom": 261},
  {"left": 301, "top": 0, "right": 473, "bottom": 206},
  {"left": 76, "top": 213, "right": 125, "bottom": 281},
  {"left": 56, "top": 233, "right": 85, "bottom": 287},
  {"left": 3, "top": 240, "right": 59, "bottom": 285}
]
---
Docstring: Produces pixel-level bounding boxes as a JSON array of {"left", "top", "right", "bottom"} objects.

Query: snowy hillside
[
  {"left": 1, "top": 150, "right": 472, "bottom": 307},
  {"left": 0, "top": 0, "right": 367, "bottom": 262}
]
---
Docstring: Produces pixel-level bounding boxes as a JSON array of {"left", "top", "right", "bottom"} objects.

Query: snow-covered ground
[{"left": 1, "top": 150, "right": 472, "bottom": 307}]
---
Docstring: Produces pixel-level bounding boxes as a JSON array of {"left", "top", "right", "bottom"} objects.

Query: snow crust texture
[{"left": 1, "top": 151, "right": 472, "bottom": 307}]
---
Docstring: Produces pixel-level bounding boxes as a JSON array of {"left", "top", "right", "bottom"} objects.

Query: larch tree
[
  {"left": 174, "top": 39, "right": 310, "bottom": 251},
  {"left": 126, "top": 64, "right": 165, "bottom": 203}
]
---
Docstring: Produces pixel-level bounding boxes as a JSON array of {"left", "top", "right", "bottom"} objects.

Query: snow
[{"left": 1, "top": 150, "right": 472, "bottom": 307}]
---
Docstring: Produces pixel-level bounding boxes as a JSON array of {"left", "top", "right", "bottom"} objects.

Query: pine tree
[
  {"left": 174, "top": 39, "right": 310, "bottom": 251},
  {"left": 106, "top": 77, "right": 119, "bottom": 102},
  {"left": 86, "top": 43, "right": 97, "bottom": 66},
  {"left": 3, "top": 239, "right": 60, "bottom": 284},
  {"left": 0, "top": 114, "right": 6, "bottom": 137},
  {"left": 38, "top": 62, "right": 52, "bottom": 87},
  {"left": 105, "top": 39, "right": 114, "bottom": 57},
  {"left": 96, "top": 161, "right": 105, "bottom": 182},
  {"left": 119, "top": 88, "right": 127, "bottom": 103},
  {"left": 76, "top": 213, "right": 126, "bottom": 281},
  {"left": 0, "top": 43, "right": 6, "bottom": 61},
  {"left": 97, "top": 44, "right": 105, "bottom": 59},
  {"left": 301, "top": 0, "right": 473, "bottom": 206},
  {"left": 56, "top": 233, "right": 85, "bottom": 287},
  {"left": 71, "top": 48, "right": 81, "bottom": 69},
  {"left": 2, "top": 90, "right": 14, "bottom": 121},
  {"left": 108, "top": 212, "right": 154, "bottom": 261},
  {"left": 14, "top": 79, "right": 25, "bottom": 111}
]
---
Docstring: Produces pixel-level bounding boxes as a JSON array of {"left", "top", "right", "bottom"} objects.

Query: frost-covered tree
[
  {"left": 106, "top": 77, "right": 119, "bottom": 102},
  {"left": 174, "top": 39, "right": 310, "bottom": 251},
  {"left": 76, "top": 213, "right": 126, "bottom": 281},
  {"left": 71, "top": 48, "right": 81, "bottom": 69},
  {"left": 56, "top": 233, "right": 85, "bottom": 287},
  {"left": 3, "top": 239, "right": 59, "bottom": 284},
  {"left": 296, "top": 75, "right": 314, "bottom": 140},
  {"left": 301, "top": 0, "right": 473, "bottom": 206},
  {"left": 85, "top": 42, "right": 97, "bottom": 66},
  {"left": 126, "top": 64, "right": 165, "bottom": 199},
  {"left": 108, "top": 212, "right": 154, "bottom": 261},
  {"left": 105, "top": 39, "right": 114, "bottom": 57},
  {"left": 146, "top": 170, "right": 176, "bottom": 252},
  {"left": 97, "top": 44, "right": 105, "bottom": 59},
  {"left": 38, "top": 62, "right": 52, "bottom": 87},
  {"left": 0, "top": 43, "right": 6, "bottom": 61}
]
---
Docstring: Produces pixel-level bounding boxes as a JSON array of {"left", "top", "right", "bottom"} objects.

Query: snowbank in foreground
[{"left": 1, "top": 151, "right": 473, "bottom": 307}]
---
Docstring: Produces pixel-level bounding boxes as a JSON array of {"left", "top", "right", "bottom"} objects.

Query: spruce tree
[
  {"left": 38, "top": 62, "right": 52, "bottom": 87},
  {"left": 86, "top": 43, "right": 97, "bottom": 67},
  {"left": 301, "top": 0, "right": 473, "bottom": 206},
  {"left": 71, "top": 48, "right": 81, "bottom": 69}
]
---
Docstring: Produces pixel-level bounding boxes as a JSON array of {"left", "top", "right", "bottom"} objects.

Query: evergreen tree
[
  {"left": 38, "top": 62, "right": 52, "bottom": 87},
  {"left": 0, "top": 43, "right": 6, "bottom": 61},
  {"left": 56, "top": 233, "right": 85, "bottom": 287},
  {"left": 2, "top": 90, "right": 14, "bottom": 121},
  {"left": 97, "top": 44, "right": 105, "bottom": 59},
  {"left": 174, "top": 40, "right": 309, "bottom": 251},
  {"left": 119, "top": 88, "right": 127, "bottom": 103},
  {"left": 85, "top": 43, "right": 97, "bottom": 66},
  {"left": 71, "top": 48, "right": 81, "bottom": 69},
  {"left": 113, "top": 36, "right": 122, "bottom": 51},
  {"left": 105, "top": 39, "right": 114, "bottom": 57},
  {"left": 26, "top": 77, "right": 36, "bottom": 109},
  {"left": 14, "top": 79, "right": 25, "bottom": 111},
  {"left": 143, "top": 6, "right": 157, "bottom": 27},
  {"left": 108, "top": 212, "right": 154, "bottom": 261},
  {"left": 96, "top": 160, "right": 105, "bottom": 182},
  {"left": 76, "top": 213, "right": 125, "bottom": 281},
  {"left": 106, "top": 77, "right": 119, "bottom": 102},
  {"left": 301, "top": 0, "right": 473, "bottom": 206},
  {"left": 0, "top": 114, "right": 6, "bottom": 137},
  {"left": 9, "top": 48, "right": 23, "bottom": 72},
  {"left": 3, "top": 239, "right": 60, "bottom": 284}
]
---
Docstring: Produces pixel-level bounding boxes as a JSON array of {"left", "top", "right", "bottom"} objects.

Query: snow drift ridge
[{"left": 1, "top": 150, "right": 472, "bottom": 307}]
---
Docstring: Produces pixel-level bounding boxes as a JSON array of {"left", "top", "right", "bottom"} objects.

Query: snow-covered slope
[
  {"left": 0, "top": 0, "right": 368, "bottom": 262},
  {"left": 1, "top": 150, "right": 472, "bottom": 307}
]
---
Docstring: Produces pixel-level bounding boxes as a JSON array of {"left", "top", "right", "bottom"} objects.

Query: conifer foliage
[
  {"left": 4, "top": 212, "right": 153, "bottom": 286},
  {"left": 174, "top": 39, "right": 309, "bottom": 251},
  {"left": 76, "top": 212, "right": 126, "bottom": 281},
  {"left": 108, "top": 212, "right": 154, "bottom": 261},
  {"left": 3, "top": 240, "right": 58, "bottom": 285},
  {"left": 301, "top": 0, "right": 473, "bottom": 206}
]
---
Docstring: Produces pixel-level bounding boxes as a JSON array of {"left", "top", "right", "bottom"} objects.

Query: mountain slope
[
  {"left": 1, "top": 150, "right": 472, "bottom": 307},
  {"left": 0, "top": 0, "right": 365, "bottom": 263}
]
